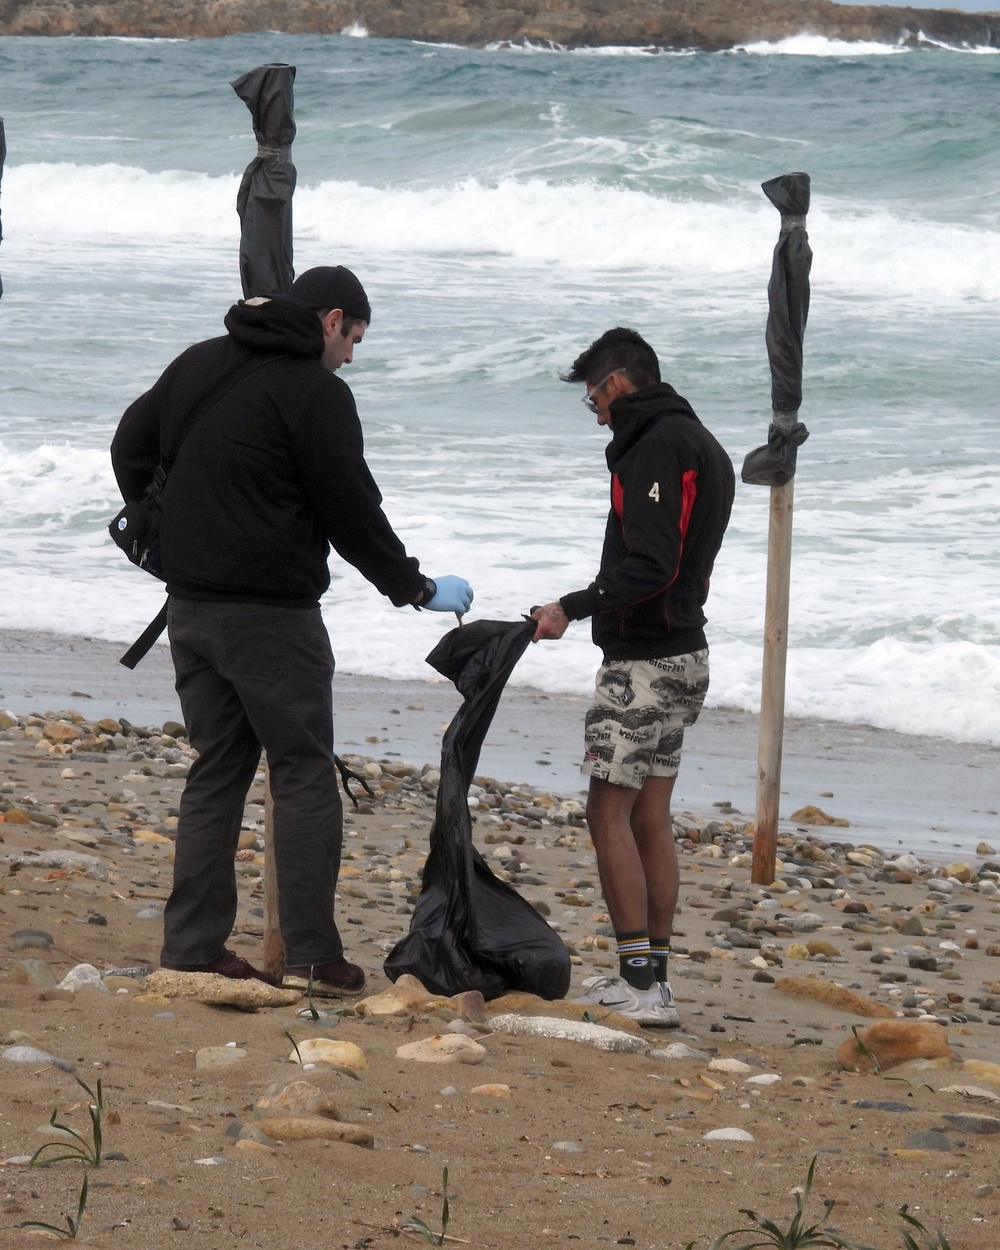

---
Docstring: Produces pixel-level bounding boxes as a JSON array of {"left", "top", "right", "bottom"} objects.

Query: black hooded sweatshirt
[
  {"left": 111, "top": 298, "right": 425, "bottom": 609},
  {"left": 559, "top": 383, "right": 735, "bottom": 662}
]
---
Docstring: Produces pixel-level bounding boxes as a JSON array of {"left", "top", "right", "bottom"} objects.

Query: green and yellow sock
[
  {"left": 615, "top": 931, "right": 654, "bottom": 991},
  {"left": 650, "top": 938, "right": 671, "bottom": 984}
]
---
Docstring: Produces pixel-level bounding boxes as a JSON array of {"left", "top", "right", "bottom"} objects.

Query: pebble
[
  {"left": 195, "top": 1046, "right": 247, "bottom": 1071},
  {"left": 703, "top": 1128, "right": 755, "bottom": 1142},
  {"left": 904, "top": 1129, "right": 952, "bottom": 1152},
  {"left": 552, "top": 1141, "right": 585, "bottom": 1153},
  {"left": 12, "top": 959, "right": 57, "bottom": 989},
  {"left": 941, "top": 1114, "right": 1000, "bottom": 1135},
  {"left": 11, "top": 928, "right": 54, "bottom": 951},
  {"left": 2, "top": 1044, "right": 74, "bottom": 1072},
  {"left": 290, "top": 1038, "right": 368, "bottom": 1070}
]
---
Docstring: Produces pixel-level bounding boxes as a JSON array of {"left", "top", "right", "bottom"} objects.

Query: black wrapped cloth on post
[
  {"left": 231, "top": 64, "right": 297, "bottom": 299},
  {"left": 384, "top": 619, "right": 572, "bottom": 1001},
  {"left": 741, "top": 172, "right": 812, "bottom": 487}
]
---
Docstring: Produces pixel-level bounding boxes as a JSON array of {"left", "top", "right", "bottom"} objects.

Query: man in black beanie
[{"left": 112, "top": 266, "right": 472, "bottom": 997}]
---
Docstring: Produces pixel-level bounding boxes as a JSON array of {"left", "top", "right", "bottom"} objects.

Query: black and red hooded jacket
[{"left": 559, "top": 383, "right": 735, "bottom": 662}]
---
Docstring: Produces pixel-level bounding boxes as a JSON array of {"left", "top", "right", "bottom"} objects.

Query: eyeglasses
[{"left": 582, "top": 370, "right": 623, "bottom": 413}]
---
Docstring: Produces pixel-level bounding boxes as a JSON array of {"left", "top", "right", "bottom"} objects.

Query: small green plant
[
  {"left": 682, "top": 1156, "right": 859, "bottom": 1250},
  {"left": 404, "top": 1166, "right": 451, "bottom": 1246},
  {"left": 682, "top": 1158, "right": 953, "bottom": 1250},
  {"left": 29, "top": 1074, "right": 106, "bottom": 1168},
  {"left": 897, "top": 1209, "right": 952, "bottom": 1250},
  {"left": 303, "top": 966, "right": 320, "bottom": 1022},
  {"left": 14, "top": 1165, "right": 89, "bottom": 1240},
  {"left": 284, "top": 1028, "right": 305, "bottom": 1064},
  {"left": 850, "top": 1024, "right": 883, "bottom": 1076}
]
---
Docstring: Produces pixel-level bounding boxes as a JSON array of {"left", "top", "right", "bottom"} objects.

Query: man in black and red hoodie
[{"left": 532, "top": 327, "right": 734, "bottom": 1028}]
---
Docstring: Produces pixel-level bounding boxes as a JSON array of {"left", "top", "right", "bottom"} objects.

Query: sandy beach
[{"left": 3, "top": 636, "right": 1000, "bottom": 1248}]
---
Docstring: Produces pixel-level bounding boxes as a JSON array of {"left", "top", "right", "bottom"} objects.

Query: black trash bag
[{"left": 383, "top": 619, "right": 572, "bottom": 1001}]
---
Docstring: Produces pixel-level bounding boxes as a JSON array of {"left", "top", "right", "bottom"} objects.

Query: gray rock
[
  {"left": 3, "top": 1044, "right": 75, "bottom": 1072},
  {"left": 11, "top": 929, "right": 54, "bottom": 951},
  {"left": 195, "top": 1046, "right": 248, "bottom": 1071},
  {"left": 789, "top": 913, "right": 824, "bottom": 933},
  {"left": 905, "top": 1129, "right": 952, "bottom": 1152},
  {"left": 12, "top": 958, "right": 57, "bottom": 988},
  {"left": 941, "top": 1114, "right": 1000, "bottom": 1135},
  {"left": 855, "top": 1100, "right": 914, "bottom": 1113}
]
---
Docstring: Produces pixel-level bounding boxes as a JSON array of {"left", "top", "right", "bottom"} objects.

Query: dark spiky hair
[{"left": 561, "top": 327, "right": 660, "bottom": 390}]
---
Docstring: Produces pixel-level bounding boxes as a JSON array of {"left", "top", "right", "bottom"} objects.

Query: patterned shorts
[{"left": 582, "top": 650, "right": 709, "bottom": 790}]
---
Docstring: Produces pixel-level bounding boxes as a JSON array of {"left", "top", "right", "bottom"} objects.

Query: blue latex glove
[{"left": 425, "top": 575, "right": 474, "bottom": 614}]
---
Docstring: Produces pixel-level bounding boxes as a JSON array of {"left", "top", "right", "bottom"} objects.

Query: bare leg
[
  {"left": 585, "top": 777, "right": 645, "bottom": 933},
  {"left": 585, "top": 774, "right": 677, "bottom": 937},
  {"left": 630, "top": 774, "right": 678, "bottom": 940}
]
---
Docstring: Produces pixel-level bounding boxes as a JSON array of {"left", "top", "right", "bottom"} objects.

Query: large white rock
[
  {"left": 488, "top": 1014, "right": 650, "bottom": 1055},
  {"left": 57, "top": 964, "right": 108, "bottom": 994},
  {"left": 703, "top": 1127, "right": 756, "bottom": 1142}
]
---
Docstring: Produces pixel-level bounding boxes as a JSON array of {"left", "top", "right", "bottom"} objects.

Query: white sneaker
[
  {"left": 657, "top": 981, "right": 681, "bottom": 1029},
  {"left": 575, "top": 974, "right": 676, "bottom": 1028}
]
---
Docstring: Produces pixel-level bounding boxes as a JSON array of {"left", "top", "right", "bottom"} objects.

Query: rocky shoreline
[
  {"left": 1, "top": 0, "right": 998, "bottom": 49},
  {"left": 4, "top": 705, "right": 1000, "bottom": 1245}
]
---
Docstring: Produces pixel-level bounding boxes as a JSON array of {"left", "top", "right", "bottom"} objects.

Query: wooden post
[
  {"left": 261, "top": 760, "right": 285, "bottom": 979},
  {"left": 751, "top": 465, "right": 795, "bottom": 886}
]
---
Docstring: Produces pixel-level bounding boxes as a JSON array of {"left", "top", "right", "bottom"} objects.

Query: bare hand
[{"left": 531, "top": 601, "right": 569, "bottom": 642}]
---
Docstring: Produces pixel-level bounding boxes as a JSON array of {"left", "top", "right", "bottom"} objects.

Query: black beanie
[{"left": 287, "top": 266, "right": 372, "bottom": 323}]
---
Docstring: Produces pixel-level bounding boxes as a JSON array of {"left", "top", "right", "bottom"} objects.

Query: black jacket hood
[
  {"left": 223, "top": 296, "right": 325, "bottom": 358},
  {"left": 606, "top": 383, "right": 699, "bottom": 466}
]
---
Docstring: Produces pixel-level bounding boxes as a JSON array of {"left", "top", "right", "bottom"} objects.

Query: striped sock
[
  {"left": 616, "top": 930, "right": 654, "bottom": 991},
  {"left": 650, "top": 938, "right": 671, "bottom": 984}
]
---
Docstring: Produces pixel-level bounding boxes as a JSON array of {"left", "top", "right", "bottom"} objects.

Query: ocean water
[{"left": 1, "top": 30, "right": 999, "bottom": 749}]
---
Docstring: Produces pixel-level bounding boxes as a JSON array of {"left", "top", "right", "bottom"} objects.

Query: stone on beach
[
  {"left": 57, "top": 963, "right": 108, "bottom": 994},
  {"left": 256, "top": 1080, "right": 341, "bottom": 1119},
  {"left": 960, "top": 1060, "right": 1000, "bottom": 1087},
  {"left": 485, "top": 992, "right": 645, "bottom": 1035},
  {"left": 146, "top": 969, "right": 301, "bottom": 1010},
  {"left": 488, "top": 1014, "right": 650, "bottom": 1054},
  {"left": 395, "top": 1034, "right": 487, "bottom": 1064},
  {"left": 255, "top": 1117, "right": 373, "bottom": 1148},
  {"left": 3, "top": 1044, "right": 75, "bottom": 1072},
  {"left": 290, "top": 1038, "right": 368, "bottom": 1070},
  {"left": 836, "top": 1020, "right": 953, "bottom": 1073},
  {"left": 355, "top": 974, "right": 486, "bottom": 1022},
  {"left": 788, "top": 805, "right": 850, "bottom": 827},
  {"left": 774, "top": 976, "right": 895, "bottom": 1018},
  {"left": 195, "top": 1046, "right": 247, "bottom": 1071}
]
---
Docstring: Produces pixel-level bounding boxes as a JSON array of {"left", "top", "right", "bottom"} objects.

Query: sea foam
[{"left": 5, "top": 164, "right": 999, "bottom": 306}]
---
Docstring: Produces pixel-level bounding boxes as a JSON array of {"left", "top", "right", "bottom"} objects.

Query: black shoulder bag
[{"left": 110, "top": 353, "right": 283, "bottom": 669}]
